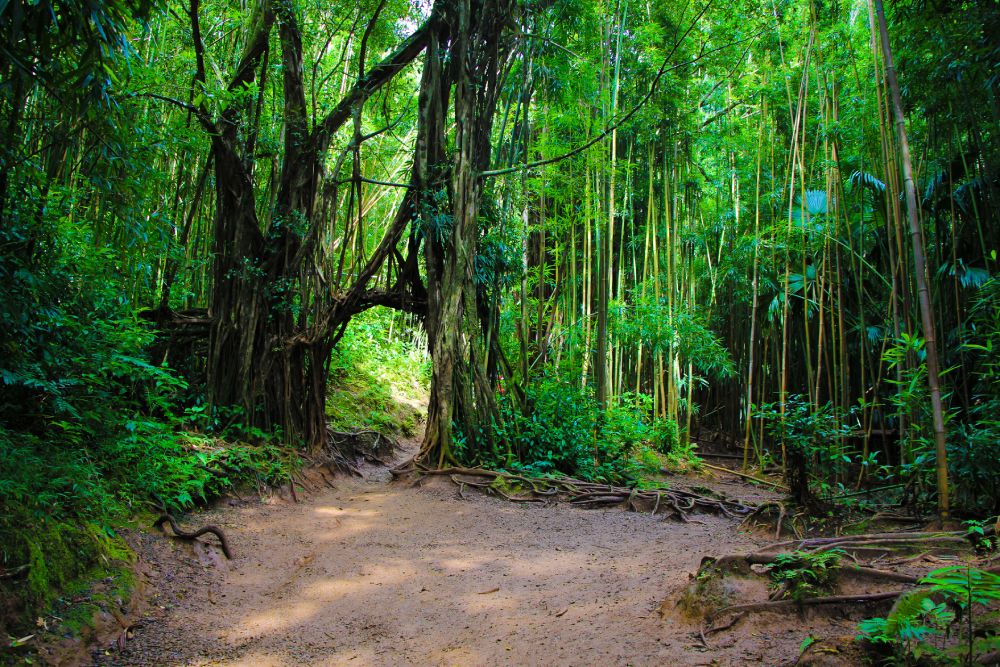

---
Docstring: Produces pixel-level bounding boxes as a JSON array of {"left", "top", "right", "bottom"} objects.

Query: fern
[
  {"left": 858, "top": 567, "right": 1000, "bottom": 664},
  {"left": 769, "top": 549, "right": 844, "bottom": 601}
]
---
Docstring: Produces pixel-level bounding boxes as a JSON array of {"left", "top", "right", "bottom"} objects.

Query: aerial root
[
  {"left": 154, "top": 514, "right": 233, "bottom": 559},
  {"left": 407, "top": 466, "right": 755, "bottom": 519}
]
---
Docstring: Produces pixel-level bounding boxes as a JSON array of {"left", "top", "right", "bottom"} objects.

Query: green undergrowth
[
  {"left": 461, "top": 373, "right": 695, "bottom": 485},
  {"left": 326, "top": 309, "right": 430, "bottom": 438},
  {"left": 768, "top": 549, "right": 844, "bottom": 601},
  {"left": 0, "top": 219, "right": 298, "bottom": 644},
  {"left": 858, "top": 565, "right": 1000, "bottom": 665},
  {"left": 0, "top": 426, "right": 299, "bottom": 645}
]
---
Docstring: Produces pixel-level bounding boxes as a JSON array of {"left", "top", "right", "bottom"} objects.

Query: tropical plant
[
  {"left": 769, "top": 549, "right": 845, "bottom": 602},
  {"left": 858, "top": 565, "right": 1000, "bottom": 665}
]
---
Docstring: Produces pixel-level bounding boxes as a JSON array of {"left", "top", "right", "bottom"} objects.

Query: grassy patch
[{"left": 326, "top": 310, "right": 430, "bottom": 437}]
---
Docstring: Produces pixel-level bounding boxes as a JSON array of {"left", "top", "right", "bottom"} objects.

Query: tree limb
[{"left": 311, "top": 16, "right": 435, "bottom": 159}]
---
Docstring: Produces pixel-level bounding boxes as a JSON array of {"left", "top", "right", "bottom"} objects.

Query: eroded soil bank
[{"left": 94, "top": 465, "right": 847, "bottom": 667}]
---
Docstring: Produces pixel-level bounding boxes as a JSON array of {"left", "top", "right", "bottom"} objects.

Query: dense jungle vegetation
[{"left": 1, "top": 0, "right": 998, "bottom": 654}]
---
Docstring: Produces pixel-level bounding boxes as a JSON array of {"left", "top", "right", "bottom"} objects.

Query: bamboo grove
[{"left": 2, "top": 0, "right": 999, "bottom": 529}]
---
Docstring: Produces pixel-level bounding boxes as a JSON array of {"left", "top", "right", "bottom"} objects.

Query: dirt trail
[{"left": 100, "top": 457, "right": 822, "bottom": 667}]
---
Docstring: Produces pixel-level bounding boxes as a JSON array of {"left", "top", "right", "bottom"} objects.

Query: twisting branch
[
  {"left": 143, "top": 93, "right": 218, "bottom": 135},
  {"left": 339, "top": 177, "right": 414, "bottom": 189},
  {"left": 311, "top": 16, "right": 435, "bottom": 159}
]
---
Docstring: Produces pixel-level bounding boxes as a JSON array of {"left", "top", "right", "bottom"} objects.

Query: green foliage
[
  {"left": 482, "top": 374, "right": 681, "bottom": 484},
  {"left": 768, "top": 549, "right": 844, "bottom": 601},
  {"left": 615, "top": 292, "right": 735, "bottom": 381},
  {"left": 0, "top": 0, "right": 155, "bottom": 108},
  {"left": 756, "top": 395, "right": 853, "bottom": 504},
  {"left": 858, "top": 566, "right": 1000, "bottom": 665},
  {"left": 951, "top": 277, "right": 1000, "bottom": 514},
  {"left": 2, "top": 0, "right": 1000, "bottom": 645},
  {"left": 0, "top": 217, "right": 296, "bottom": 633},
  {"left": 499, "top": 374, "right": 607, "bottom": 479},
  {"left": 879, "top": 301, "right": 1000, "bottom": 515},
  {"left": 950, "top": 420, "right": 1000, "bottom": 515},
  {"left": 326, "top": 309, "right": 430, "bottom": 437},
  {"left": 858, "top": 589, "right": 953, "bottom": 662}
]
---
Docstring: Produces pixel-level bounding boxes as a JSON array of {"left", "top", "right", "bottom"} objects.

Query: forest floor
[{"left": 89, "top": 443, "right": 862, "bottom": 667}]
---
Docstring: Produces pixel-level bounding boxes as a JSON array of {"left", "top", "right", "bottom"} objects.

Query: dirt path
[{"left": 100, "top": 461, "right": 820, "bottom": 667}]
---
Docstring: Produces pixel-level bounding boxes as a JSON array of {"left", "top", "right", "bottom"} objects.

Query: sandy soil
[{"left": 94, "top": 457, "right": 840, "bottom": 667}]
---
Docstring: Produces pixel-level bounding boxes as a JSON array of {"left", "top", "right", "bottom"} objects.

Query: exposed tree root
[
  {"left": 154, "top": 514, "right": 233, "bottom": 559},
  {"left": 394, "top": 465, "right": 755, "bottom": 520},
  {"left": 740, "top": 501, "right": 802, "bottom": 539},
  {"left": 676, "top": 526, "right": 994, "bottom": 645},
  {"left": 703, "top": 611, "right": 746, "bottom": 636},
  {"left": 703, "top": 529, "right": 979, "bottom": 579},
  {"left": 843, "top": 565, "right": 919, "bottom": 584},
  {"left": 320, "top": 427, "right": 398, "bottom": 475},
  {"left": 708, "top": 591, "right": 902, "bottom": 622}
]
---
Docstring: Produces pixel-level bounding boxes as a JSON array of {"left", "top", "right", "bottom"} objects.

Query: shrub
[
  {"left": 858, "top": 565, "right": 1000, "bottom": 665},
  {"left": 768, "top": 549, "right": 844, "bottom": 601},
  {"left": 483, "top": 374, "right": 679, "bottom": 484}
]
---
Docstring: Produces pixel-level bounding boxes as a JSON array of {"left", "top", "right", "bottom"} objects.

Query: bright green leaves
[
  {"left": 858, "top": 566, "right": 1000, "bottom": 664},
  {"left": 614, "top": 290, "right": 735, "bottom": 380},
  {"left": 768, "top": 549, "right": 844, "bottom": 601}
]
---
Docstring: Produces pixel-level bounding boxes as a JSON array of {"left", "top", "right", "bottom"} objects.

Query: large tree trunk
[
  {"left": 175, "top": 0, "right": 506, "bottom": 454},
  {"left": 189, "top": 0, "right": 433, "bottom": 448},
  {"left": 419, "top": 0, "right": 512, "bottom": 466}
]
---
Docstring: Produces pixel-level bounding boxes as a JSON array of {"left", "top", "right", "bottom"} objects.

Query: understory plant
[
  {"left": 482, "top": 373, "right": 681, "bottom": 484},
  {"left": 768, "top": 549, "right": 845, "bottom": 601},
  {"left": 857, "top": 565, "right": 1000, "bottom": 665},
  {"left": 0, "top": 218, "right": 297, "bottom": 635},
  {"left": 756, "top": 396, "right": 853, "bottom": 505}
]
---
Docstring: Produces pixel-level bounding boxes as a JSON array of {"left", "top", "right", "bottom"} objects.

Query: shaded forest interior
[{"left": 1, "top": 0, "right": 999, "bottom": 661}]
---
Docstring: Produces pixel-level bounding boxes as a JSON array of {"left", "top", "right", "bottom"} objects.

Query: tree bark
[
  {"left": 179, "top": 0, "right": 434, "bottom": 447},
  {"left": 419, "top": 0, "right": 513, "bottom": 466}
]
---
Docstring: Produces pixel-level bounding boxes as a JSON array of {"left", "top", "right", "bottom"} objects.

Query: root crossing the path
[
  {"left": 154, "top": 514, "right": 233, "bottom": 559},
  {"left": 398, "top": 465, "right": 757, "bottom": 521}
]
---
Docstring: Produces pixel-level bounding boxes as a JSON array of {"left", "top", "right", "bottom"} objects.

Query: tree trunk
[
  {"left": 873, "top": 0, "right": 951, "bottom": 522},
  {"left": 187, "top": 0, "right": 433, "bottom": 448},
  {"left": 420, "top": 0, "right": 512, "bottom": 466}
]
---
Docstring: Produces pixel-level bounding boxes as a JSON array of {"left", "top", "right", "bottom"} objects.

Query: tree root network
[
  {"left": 394, "top": 464, "right": 756, "bottom": 521},
  {"left": 689, "top": 526, "right": 999, "bottom": 641}
]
